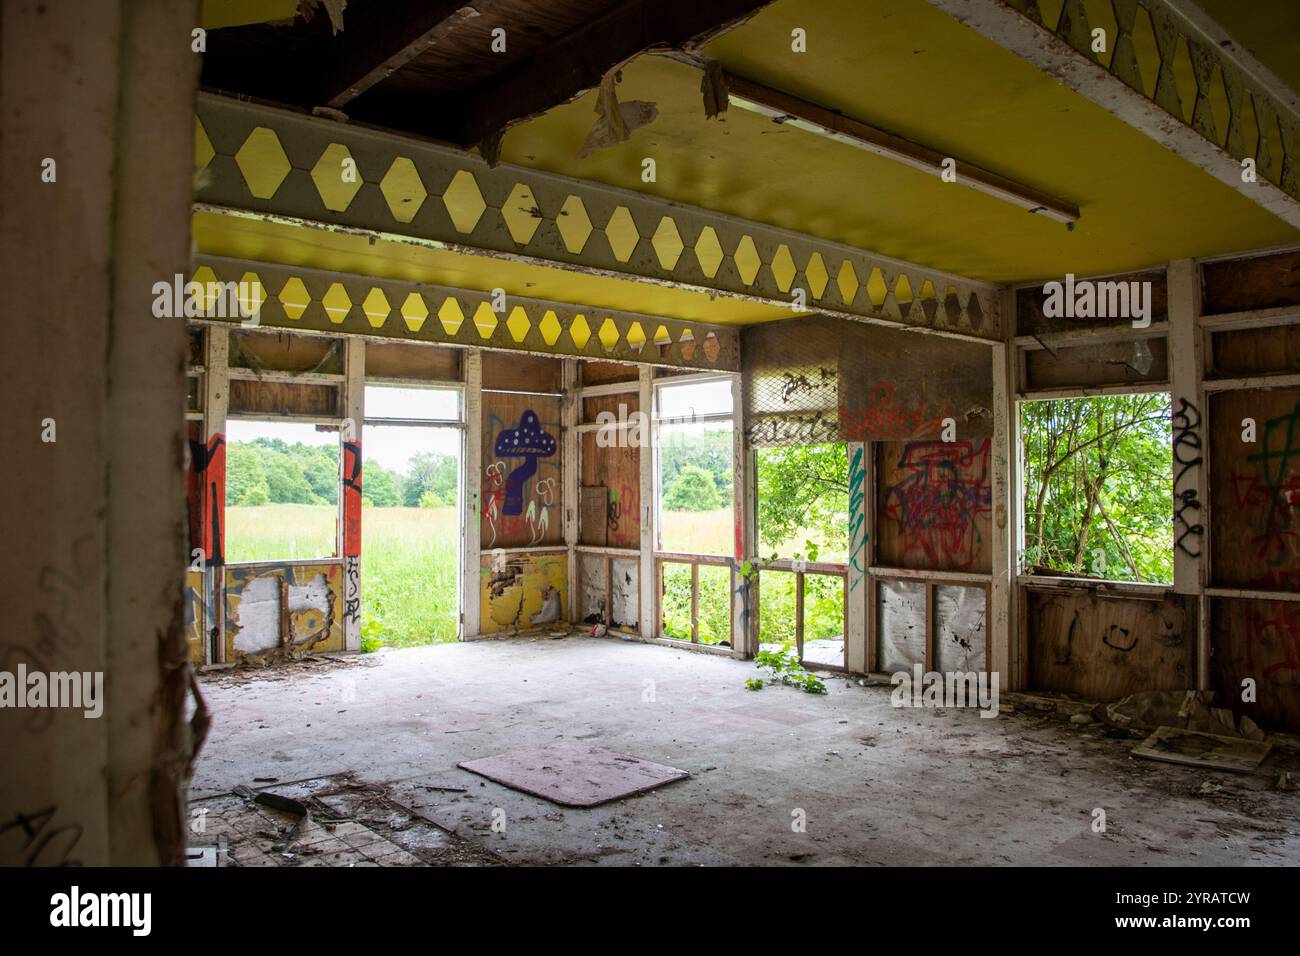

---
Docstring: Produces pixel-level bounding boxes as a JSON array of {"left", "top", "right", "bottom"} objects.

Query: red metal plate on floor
[{"left": 458, "top": 743, "right": 689, "bottom": 807}]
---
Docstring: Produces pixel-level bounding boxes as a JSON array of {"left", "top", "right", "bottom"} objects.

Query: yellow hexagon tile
[
  {"left": 195, "top": 119, "right": 215, "bottom": 172},
  {"left": 506, "top": 306, "right": 531, "bottom": 343},
  {"left": 321, "top": 283, "right": 352, "bottom": 324},
  {"left": 278, "top": 276, "right": 310, "bottom": 320},
  {"left": 626, "top": 321, "right": 646, "bottom": 351},
  {"left": 237, "top": 272, "right": 266, "bottom": 318},
  {"left": 557, "top": 196, "right": 593, "bottom": 254},
  {"left": 400, "top": 292, "right": 429, "bottom": 332},
  {"left": 379, "top": 157, "right": 427, "bottom": 223},
  {"left": 894, "top": 274, "right": 914, "bottom": 304},
  {"left": 234, "top": 127, "right": 291, "bottom": 199},
  {"left": 836, "top": 261, "right": 859, "bottom": 305},
  {"left": 597, "top": 317, "right": 621, "bottom": 352},
  {"left": 189, "top": 266, "right": 220, "bottom": 313},
  {"left": 443, "top": 169, "right": 486, "bottom": 234},
  {"left": 604, "top": 206, "right": 639, "bottom": 262},
  {"left": 538, "top": 310, "right": 562, "bottom": 346},
  {"left": 804, "top": 252, "right": 829, "bottom": 299},
  {"left": 438, "top": 297, "right": 465, "bottom": 336},
  {"left": 311, "top": 143, "right": 363, "bottom": 212},
  {"left": 361, "top": 288, "right": 391, "bottom": 328},
  {"left": 653, "top": 325, "right": 672, "bottom": 347},
  {"left": 651, "top": 217, "right": 684, "bottom": 271},
  {"left": 770, "top": 244, "right": 796, "bottom": 293},
  {"left": 734, "top": 236, "right": 761, "bottom": 286},
  {"left": 694, "top": 226, "right": 724, "bottom": 278},
  {"left": 569, "top": 314, "right": 591, "bottom": 349},
  {"left": 866, "top": 268, "right": 889, "bottom": 307},
  {"left": 472, "top": 302, "right": 498, "bottom": 339},
  {"left": 502, "top": 183, "right": 542, "bottom": 245}
]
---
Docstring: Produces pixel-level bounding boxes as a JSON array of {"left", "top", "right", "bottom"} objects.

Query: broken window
[
  {"left": 361, "top": 385, "right": 463, "bottom": 646},
  {"left": 224, "top": 419, "right": 340, "bottom": 562},
  {"left": 755, "top": 443, "right": 850, "bottom": 563},
  {"left": 656, "top": 377, "right": 734, "bottom": 556},
  {"left": 1021, "top": 394, "right": 1173, "bottom": 583}
]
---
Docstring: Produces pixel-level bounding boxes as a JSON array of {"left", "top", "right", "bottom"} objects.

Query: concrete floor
[{"left": 192, "top": 636, "right": 1300, "bottom": 866}]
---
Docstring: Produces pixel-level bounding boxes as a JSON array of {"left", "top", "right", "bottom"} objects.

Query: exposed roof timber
[
  {"left": 190, "top": 254, "right": 741, "bottom": 371},
  {"left": 925, "top": 0, "right": 1300, "bottom": 229},
  {"left": 322, "top": 1, "right": 483, "bottom": 109},
  {"left": 436, "top": 0, "right": 777, "bottom": 149},
  {"left": 714, "top": 67, "right": 1081, "bottom": 226},
  {"left": 194, "top": 92, "right": 1001, "bottom": 341}
]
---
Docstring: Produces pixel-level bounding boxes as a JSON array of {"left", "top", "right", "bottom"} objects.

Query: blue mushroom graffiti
[{"left": 483, "top": 401, "right": 561, "bottom": 547}]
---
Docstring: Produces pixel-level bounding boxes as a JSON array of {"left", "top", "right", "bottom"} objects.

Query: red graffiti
[
  {"left": 1245, "top": 605, "right": 1300, "bottom": 681},
  {"left": 188, "top": 425, "right": 225, "bottom": 565},
  {"left": 882, "top": 438, "right": 991, "bottom": 570},
  {"left": 839, "top": 383, "right": 952, "bottom": 441},
  {"left": 342, "top": 439, "right": 362, "bottom": 558}
]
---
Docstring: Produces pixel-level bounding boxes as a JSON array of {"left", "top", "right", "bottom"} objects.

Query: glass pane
[
  {"left": 224, "top": 420, "right": 339, "bottom": 561},
  {"left": 657, "top": 378, "right": 732, "bottom": 419},
  {"left": 696, "top": 565, "right": 732, "bottom": 646},
  {"left": 365, "top": 384, "right": 460, "bottom": 421},
  {"left": 755, "top": 443, "right": 849, "bottom": 563},
  {"left": 802, "top": 573, "right": 844, "bottom": 667},
  {"left": 661, "top": 563, "right": 692, "bottom": 640},
  {"left": 658, "top": 421, "right": 733, "bottom": 555},
  {"left": 360, "top": 424, "right": 461, "bottom": 647}
]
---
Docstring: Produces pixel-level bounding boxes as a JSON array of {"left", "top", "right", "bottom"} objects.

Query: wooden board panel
[
  {"left": 482, "top": 351, "right": 562, "bottom": 392},
  {"left": 580, "top": 429, "right": 640, "bottom": 549},
  {"left": 581, "top": 360, "right": 640, "bottom": 386},
  {"left": 1202, "top": 249, "right": 1300, "bottom": 315},
  {"left": 1209, "top": 325, "right": 1300, "bottom": 378},
  {"left": 876, "top": 438, "right": 992, "bottom": 573},
  {"left": 1025, "top": 589, "right": 1191, "bottom": 699},
  {"left": 1209, "top": 388, "right": 1300, "bottom": 589},
  {"left": 1024, "top": 337, "right": 1168, "bottom": 390},
  {"left": 229, "top": 329, "right": 343, "bottom": 373},
  {"left": 228, "top": 379, "right": 339, "bottom": 417},
  {"left": 364, "top": 340, "right": 460, "bottom": 381},
  {"left": 581, "top": 391, "right": 638, "bottom": 426},
  {"left": 877, "top": 578, "right": 927, "bottom": 671},
  {"left": 1210, "top": 598, "right": 1300, "bottom": 733},
  {"left": 580, "top": 485, "right": 608, "bottom": 547},
  {"left": 223, "top": 561, "right": 346, "bottom": 661},
  {"left": 1016, "top": 270, "right": 1167, "bottom": 335},
  {"left": 482, "top": 392, "right": 563, "bottom": 548}
]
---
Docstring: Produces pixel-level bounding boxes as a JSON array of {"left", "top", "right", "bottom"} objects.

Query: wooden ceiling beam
[
  {"left": 438, "top": 0, "right": 775, "bottom": 149},
  {"left": 322, "top": 0, "right": 482, "bottom": 109}
]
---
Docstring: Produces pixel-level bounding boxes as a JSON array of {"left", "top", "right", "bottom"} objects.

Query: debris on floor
[
  {"left": 1132, "top": 726, "right": 1273, "bottom": 773},
  {"left": 459, "top": 743, "right": 689, "bottom": 807},
  {"left": 189, "top": 773, "right": 505, "bottom": 866}
]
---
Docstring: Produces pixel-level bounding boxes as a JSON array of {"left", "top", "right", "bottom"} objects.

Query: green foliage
[
  {"left": 401, "top": 450, "right": 458, "bottom": 508},
  {"left": 226, "top": 437, "right": 339, "bottom": 507},
  {"left": 751, "top": 644, "right": 827, "bottom": 694},
  {"left": 659, "top": 427, "right": 732, "bottom": 501},
  {"left": 662, "top": 563, "right": 732, "bottom": 644},
  {"left": 663, "top": 465, "right": 722, "bottom": 511},
  {"left": 744, "top": 677, "right": 765, "bottom": 691},
  {"left": 362, "top": 461, "right": 402, "bottom": 507},
  {"left": 1022, "top": 394, "right": 1173, "bottom": 584},
  {"left": 755, "top": 444, "right": 849, "bottom": 561}
]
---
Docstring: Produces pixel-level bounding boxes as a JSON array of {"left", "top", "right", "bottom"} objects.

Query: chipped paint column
[
  {"left": 990, "top": 321, "right": 1016, "bottom": 689},
  {"left": 341, "top": 338, "right": 365, "bottom": 651},
  {"left": 639, "top": 367, "right": 656, "bottom": 639},
  {"left": 202, "top": 327, "right": 230, "bottom": 663},
  {"left": 462, "top": 351, "right": 483, "bottom": 638},
  {"left": 730, "top": 373, "right": 755, "bottom": 658},
  {"left": 1168, "top": 259, "right": 1208, "bottom": 687},
  {"left": 845, "top": 441, "right": 869, "bottom": 673},
  {"left": 563, "top": 360, "right": 580, "bottom": 624}
]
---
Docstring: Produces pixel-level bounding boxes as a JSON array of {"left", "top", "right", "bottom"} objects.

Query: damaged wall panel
[
  {"left": 1024, "top": 337, "right": 1168, "bottom": 391},
  {"left": 228, "top": 379, "right": 340, "bottom": 417},
  {"left": 229, "top": 329, "right": 343, "bottom": 374},
  {"left": 185, "top": 569, "right": 208, "bottom": 666},
  {"left": 365, "top": 340, "right": 460, "bottom": 381},
  {"left": 1209, "top": 387, "right": 1300, "bottom": 591},
  {"left": 223, "top": 561, "right": 345, "bottom": 662},
  {"left": 876, "top": 438, "right": 992, "bottom": 573},
  {"left": 877, "top": 578, "right": 926, "bottom": 672},
  {"left": 1210, "top": 597, "right": 1300, "bottom": 732},
  {"left": 580, "top": 392, "right": 640, "bottom": 549},
  {"left": 934, "top": 585, "right": 987, "bottom": 673},
  {"left": 480, "top": 552, "right": 567, "bottom": 634},
  {"left": 482, "top": 392, "right": 562, "bottom": 549},
  {"left": 1015, "top": 270, "right": 1167, "bottom": 336},
  {"left": 1202, "top": 249, "right": 1300, "bottom": 315},
  {"left": 1025, "top": 589, "right": 1191, "bottom": 699}
]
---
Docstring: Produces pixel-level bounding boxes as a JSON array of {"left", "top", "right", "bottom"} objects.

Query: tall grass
[{"left": 225, "top": 504, "right": 460, "bottom": 647}]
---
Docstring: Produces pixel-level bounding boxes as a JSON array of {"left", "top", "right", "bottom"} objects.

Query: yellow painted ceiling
[
  {"left": 202, "top": 0, "right": 298, "bottom": 30},
  {"left": 192, "top": 210, "right": 796, "bottom": 324},
  {"left": 1195, "top": 0, "right": 1300, "bottom": 97},
  {"left": 500, "top": 0, "right": 1299, "bottom": 284}
]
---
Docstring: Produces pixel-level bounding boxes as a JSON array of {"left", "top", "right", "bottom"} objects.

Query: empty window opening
[
  {"left": 361, "top": 385, "right": 463, "bottom": 647},
  {"left": 758, "top": 569, "right": 845, "bottom": 668},
  {"left": 225, "top": 419, "right": 340, "bottom": 562},
  {"left": 1021, "top": 394, "right": 1173, "bottom": 584},
  {"left": 756, "top": 443, "right": 850, "bottom": 563},
  {"left": 656, "top": 377, "right": 734, "bottom": 556},
  {"left": 658, "top": 559, "right": 732, "bottom": 646}
]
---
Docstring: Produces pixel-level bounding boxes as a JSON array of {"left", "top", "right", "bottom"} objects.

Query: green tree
[
  {"left": 304, "top": 451, "right": 339, "bottom": 505},
  {"left": 1022, "top": 394, "right": 1172, "bottom": 583},
  {"left": 226, "top": 443, "right": 270, "bottom": 505},
  {"left": 663, "top": 465, "right": 721, "bottom": 511},
  {"left": 755, "top": 443, "right": 849, "bottom": 560},
  {"left": 660, "top": 427, "right": 733, "bottom": 500},
  {"left": 402, "top": 451, "right": 458, "bottom": 507},
  {"left": 263, "top": 451, "right": 318, "bottom": 504},
  {"left": 362, "top": 461, "right": 401, "bottom": 507}
]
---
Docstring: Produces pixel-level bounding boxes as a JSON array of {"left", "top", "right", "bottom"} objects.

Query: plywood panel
[
  {"left": 482, "top": 392, "right": 563, "bottom": 548},
  {"left": 877, "top": 438, "right": 992, "bottom": 573},
  {"left": 365, "top": 340, "right": 460, "bottom": 381},
  {"left": 877, "top": 579, "right": 926, "bottom": 672},
  {"left": 482, "top": 351, "right": 562, "bottom": 392},
  {"left": 1024, "top": 337, "right": 1168, "bottom": 390},
  {"left": 223, "top": 561, "right": 345, "bottom": 661},
  {"left": 480, "top": 552, "right": 567, "bottom": 634},
  {"left": 1209, "top": 388, "right": 1300, "bottom": 589},
  {"left": 934, "top": 585, "right": 987, "bottom": 673},
  {"left": 228, "top": 379, "right": 340, "bottom": 417},
  {"left": 1016, "top": 271, "right": 1167, "bottom": 335},
  {"left": 1209, "top": 325, "right": 1300, "bottom": 378},
  {"left": 580, "top": 431, "right": 640, "bottom": 549},
  {"left": 1202, "top": 250, "right": 1300, "bottom": 315},
  {"left": 1210, "top": 598, "right": 1300, "bottom": 733},
  {"left": 582, "top": 360, "right": 640, "bottom": 386},
  {"left": 229, "top": 329, "right": 343, "bottom": 373},
  {"left": 1025, "top": 590, "right": 1190, "bottom": 699}
]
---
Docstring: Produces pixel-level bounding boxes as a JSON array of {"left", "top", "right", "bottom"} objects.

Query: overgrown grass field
[{"left": 226, "top": 504, "right": 459, "bottom": 647}]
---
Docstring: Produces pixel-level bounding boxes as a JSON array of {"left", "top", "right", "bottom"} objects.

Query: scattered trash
[
  {"left": 1132, "top": 726, "right": 1272, "bottom": 773},
  {"left": 1069, "top": 713, "right": 1094, "bottom": 726}
]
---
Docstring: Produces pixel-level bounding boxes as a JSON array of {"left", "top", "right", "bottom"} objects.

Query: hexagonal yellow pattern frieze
[
  {"left": 400, "top": 292, "right": 429, "bottom": 332},
  {"left": 443, "top": 170, "right": 486, "bottom": 234},
  {"left": 361, "top": 288, "right": 391, "bottom": 328},
  {"left": 604, "top": 206, "right": 639, "bottom": 263},
  {"left": 502, "top": 183, "right": 542, "bottom": 245},
  {"left": 651, "top": 217, "right": 684, "bottom": 271},
  {"left": 321, "top": 283, "right": 352, "bottom": 324},
  {"left": 311, "top": 143, "right": 363, "bottom": 212},
  {"left": 278, "top": 277, "right": 310, "bottom": 320},
  {"left": 557, "top": 195, "right": 593, "bottom": 254},
  {"left": 234, "top": 127, "right": 292, "bottom": 200},
  {"left": 379, "top": 158, "right": 427, "bottom": 223}
]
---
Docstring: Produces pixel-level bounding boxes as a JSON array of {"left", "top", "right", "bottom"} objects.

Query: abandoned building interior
[{"left": 5, "top": 0, "right": 1300, "bottom": 872}]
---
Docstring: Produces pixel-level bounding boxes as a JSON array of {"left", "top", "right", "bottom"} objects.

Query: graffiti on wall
[
  {"left": 224, "top": 561, "right": 344, "bottom": 661},
  {"left": 848, "top": 445, "right": 867, "bottom": 592},
  {"left": 1172, "top": 397, "right": 1204, "bottom": 558},
  {"left": 484, "top": 409, "right": 559, "bottom": 547},
  {"left": 1243, "top": 604, "right": 1300, "bottom": 681},
  {"left": 188, "top": 427, "right": 226, "bottom": 564},
  {"left": 341, "top": 439, "right": 362, "bottom": 559},
  {"left": 882, "top": 438, "right": 991, "bottom": 571},
  {"left": 481, "top": 554, "right": 566, "bottom": 634},
  {"left": 840, "top": 383, "right": 952, "bottom": 441},
  {"left": 1230, "top": 401, "right": 1300, "bottom": 588}
]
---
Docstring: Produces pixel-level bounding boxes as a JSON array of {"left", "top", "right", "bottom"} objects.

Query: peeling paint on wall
[
  {"left": 479, "top": 553, "right": 567, "bottom": 635},
  {"left": 223, "top": 561, "right": 344, "bottom": 661}
]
